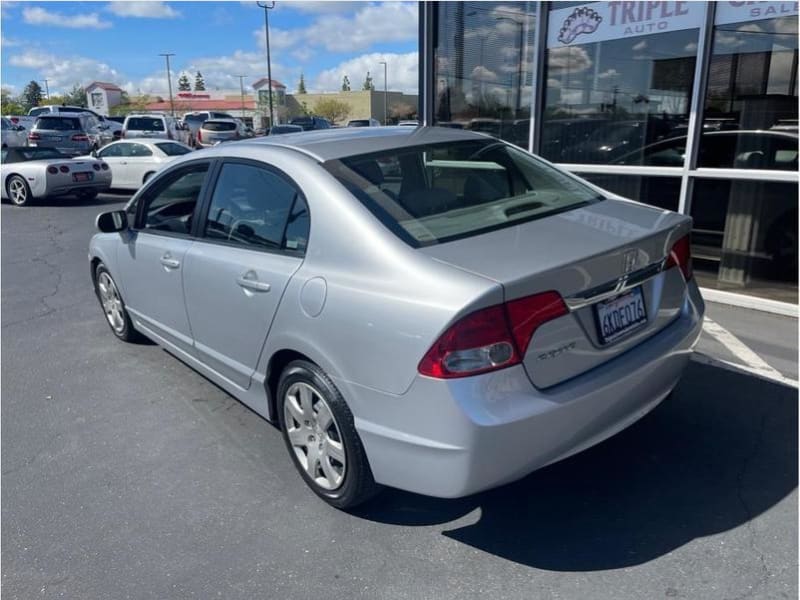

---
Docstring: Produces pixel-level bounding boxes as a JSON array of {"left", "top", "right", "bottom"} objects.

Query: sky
[{"left": 0, "top": 0, "right": 419, "bottom": 97}]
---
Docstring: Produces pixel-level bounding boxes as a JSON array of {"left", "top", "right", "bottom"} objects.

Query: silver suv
[
  {"left": 182, "top": 111, "right": 234, "bottom": 146},
  {"left": 28, "top": 113, "right": 110, "bottom": 156}
]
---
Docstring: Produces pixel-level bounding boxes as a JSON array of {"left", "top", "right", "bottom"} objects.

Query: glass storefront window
[
  {"left": 700, "top": 14, "right": 798, "bottom": 170},
  {"left": 690, "top": 178, "right": 798, "bottom": 302},
  {"left": 579, "top": 174, "right": 681, "bottom": 212},
  {"left": 433, "top": 1, "right": 537, "bottom": 148},
  {"left": 542, "top": 2, "right": 702, "bottom": 165}
]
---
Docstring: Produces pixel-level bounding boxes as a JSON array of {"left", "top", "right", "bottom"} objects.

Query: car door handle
[
  {"left": 236, "top": 271, "right": 271, "bottom": 292},
  {"left": 160, "top": 253, "right": 180, "bottom": 269}
]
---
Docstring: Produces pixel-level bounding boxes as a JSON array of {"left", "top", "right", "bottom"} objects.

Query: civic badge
[{"left": 622, "top": 249, "right": 638, "bottom": 274}]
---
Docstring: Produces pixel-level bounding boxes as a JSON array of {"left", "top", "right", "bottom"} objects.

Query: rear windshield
[
  {"left": 183, "top": 113, "right": 207, "bottom": 123},
  {"left": 203, "top": 121, "right": 236, "bottom": 132},
  {"left": 155, "top": 142, "right": 191, "bottom": 156},
  {"left": 324, "top": 140, "right": 602, "bottom": 247},
  {"left": 348, "top": 120, "right": 370, "bottom": 127},
  {"left": 126, "top": 117, "right": 165, "bottom": 131},
  {"left": 28, "top": 107, "right": 50, "bottom": 117},
  {"left": 34, "top": 117, "right": 81, "bottom": 131}
]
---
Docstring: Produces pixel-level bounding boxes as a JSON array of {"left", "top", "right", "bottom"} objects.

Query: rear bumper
[
  {"left": 44, "top": 180, "right": 111, "bottom": 197},
  {"left": 346, "top": 282, "right": 704, "bottom": 498}
]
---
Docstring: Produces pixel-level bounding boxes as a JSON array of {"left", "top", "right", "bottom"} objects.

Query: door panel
[
  {"left": 182, "top": 243, "right": 302, "bottom": 388},
  {"left": 116, "top": 232, "right": 195, "bottom": 353}
]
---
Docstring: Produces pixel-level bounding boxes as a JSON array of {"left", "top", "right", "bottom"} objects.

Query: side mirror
[{"left": 96, "top": 210, "right": 128, "bottom": 233}]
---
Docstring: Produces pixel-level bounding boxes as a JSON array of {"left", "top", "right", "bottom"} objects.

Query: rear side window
[
  {"left": 203, "top": 162, "right": 307, "bottom": 253},
  {"left": 35, "top": 117, "right": 80, "bottom": 131},
  {"left": 324, "top": 140, "right": 601, "bottom": 247},
  {"left": 203, "top": 121, "right": 237, "bottom": 132},
  {"left": 183, "top": 114, "right": 207, "bottom": 123},
  {"left": 140, "top": 164, "right": 209, "bottom": 234},
  {"left": 126, "top": 117, "right": 165, "bottom": 131},
  {"left": 28, "top": 107, "right": 50, "bottom": 117},
  {"left": 155, "top": 142, "right": 191, "bottom": 156}
]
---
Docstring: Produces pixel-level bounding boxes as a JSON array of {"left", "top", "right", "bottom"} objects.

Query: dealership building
[{"left": 418, "top": 1, "right": 798, "bottom": 310}]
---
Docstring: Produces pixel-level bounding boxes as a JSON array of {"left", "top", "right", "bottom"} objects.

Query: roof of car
[{"left": 234, "top": 126, "right": 491, "bottom": 162}]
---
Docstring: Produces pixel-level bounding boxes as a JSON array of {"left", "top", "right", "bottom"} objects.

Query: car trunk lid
[{"left": 419, "top": 198, "right": 692, "bottom": 388}]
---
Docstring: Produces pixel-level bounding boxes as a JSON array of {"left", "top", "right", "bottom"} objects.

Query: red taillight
[
  {"left": 28, "top": 132, "right": 40, "bottom": 140},
  {"left": 101, "top": 163, "right": 109, "bottom": 170},
  {"left": 665, "top": 234, "right": 692, "bottom": 281},
  {"left": 47, "top": 166, "right": 58, "bottom": 174},
  {"left": 93, "top": 163, "right": 100, "bottom": 171},
  {"left": 59, "top": 165, "right": 70, "bottom": 173},
  {"left": 418, "top": 291, "right": 568, "bottom": 379},
  {"left": 71, "top": 134, "right": 89, "bottom": 142}
]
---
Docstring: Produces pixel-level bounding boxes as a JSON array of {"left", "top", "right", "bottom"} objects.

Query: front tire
[
  {"left": 93, "top": 263, "right": 141, "bottom": 342},
  {"left": 6, "top": 175, "right": 31, "bottom": 206},
  {"left": 278, "top": 360, "right": 380, "bottom": 509}
]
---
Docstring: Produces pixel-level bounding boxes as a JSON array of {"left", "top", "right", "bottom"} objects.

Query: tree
[
  {"left": 178, "top": 73, "right": 191, "bottom": 92},
  {"left": 110, "top": 93, "right": 151, "bottom": 117},
  {"left": 1, "top": 88, "right": 24, "bottom": 115},
  {"left": 362, "top": 71, "right": 374, "bottom": 91},
  {"left": 297, "top": 73, "right": 307, "bottom": 94},
  {"left": 194, "top": 72, "right": 206, "bottom": 91},
  {"left": 21, "top": 80, "right": 43, "bottom": 112},
  {"left": 313, "top": 97, "right": 350, "bottom": 125},
  {"left": 63, "top": 83, "right": 86, "bottom": 106},
  {"left": 341, "top": 75, "right": 351, "bottom": 92}
]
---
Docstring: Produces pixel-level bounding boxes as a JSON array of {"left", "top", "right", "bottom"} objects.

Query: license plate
[
  {"left": 595, "top": 287, "right": 647, "bottom": 344},
  {"left": 73, "top": 172, "right": 92, "bottom": 182},
  {"left": 50, "top": 137, "right": 62, "bottom": 142}
]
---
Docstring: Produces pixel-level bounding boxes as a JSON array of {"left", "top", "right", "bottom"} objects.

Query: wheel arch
[{"left": 265, "top": 348, "right": 315, "bottom": 422}]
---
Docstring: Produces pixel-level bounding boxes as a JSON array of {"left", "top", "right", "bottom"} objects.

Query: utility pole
[
  {"left": 256, "top": 2, "right": 276, "bottom": 127},
  {"left": 379, "top": 61, "right": 388, "bottom": 125},
  {"left": 41, "top": 79, "right": 50, "bottom": 100},
  {"left": 159, "top": 53, "right": 176, "bottom": 116},
  {"left": 236, "top": 74, "right": 248, "bottom": 117}
]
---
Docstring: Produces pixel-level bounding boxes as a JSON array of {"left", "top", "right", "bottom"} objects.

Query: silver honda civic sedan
[{"left": 89, "top": 127, "right": 704, "bottom": 509}]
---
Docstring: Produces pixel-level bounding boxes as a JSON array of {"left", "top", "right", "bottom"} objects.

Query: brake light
[
  {"left": 71, "top": 134, "right": 89, "bottom": 142},
  {"left": 28, "top": 132, "right": 40, "bottom": 141},
  {"left": 92, "top": 163, "right": 100, "bottom": 171},
  {"left": 197, "top": 129, "right": 202, "bottom": 142},
  {"left": 59, "top": 165, "right": 70, "bottom": 173},
  {"left": 101, "top": 163, "right": 109, "bottom": 170},
  {"left": 665, "top": 234, "right": 692, "bottom": 281},
  {"left": 47, "top": 166, "right": 58, "bottom": 174},
  {"left": 418, "top": 291, "right": 568, "bottom": 379}
]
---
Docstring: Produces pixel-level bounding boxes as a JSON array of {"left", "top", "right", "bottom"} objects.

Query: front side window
[
  {"left": 140, "top": 164, "right": 209, "bottom": 234},
  {"left": 129, "top": 143, "right": 153, "bottom": 157},
  {"left": 541, "top": 2, "right": 703, "bottom": 165},
  {"left": 324, "top": 140, "right": 601, "bottom": 247},
  {"left": 204, "top": 162, "right": 306, "bottom": 252},
  {"left": 98, "top": 143, "right": 125, "bottom": 158}
]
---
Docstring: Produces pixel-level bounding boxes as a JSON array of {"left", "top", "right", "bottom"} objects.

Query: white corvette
[{"left": 1, "top": 146, "right": 112, "bottom": 206}]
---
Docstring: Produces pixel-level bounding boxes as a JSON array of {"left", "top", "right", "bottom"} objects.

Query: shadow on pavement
[
  {"left": 354, "top": 362, "right": 798, "bottom": 571},
  {"left": 32, "top": 191, "right": 131, "bottom": 208}
]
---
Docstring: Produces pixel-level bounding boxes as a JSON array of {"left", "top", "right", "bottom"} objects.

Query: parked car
[
  {"left": 27, "top": 113, "right": 112, "bottom": 156},
  {"left": 89, "top": 127, "right": 703, "bottom": 509},
  {"left": 84, "top": 138, "right": 193, "bottom": 190},
  {"left": 1, "top": 117, "right": 27, "bottom": 148},
  {"left": 2, "top": 146, "right": 111, "bottom": 206},
  {"left": 268, "top": 124, "right": 303, "bottom": 135},
  {"left": 29, "top": 105, "right": 122, "bottom": 138},
  {"left": 347, "top": 118, "right": 382, "bottom": 127},
  {"left": 122, "top": 113, "right": 188, "bottom": 144},
  {"left": 196, "top": 118, "right": 250, "bottom": 147},
  {"left": 182, "top": 111, "right": 235, "bottom": 145},
  {"left": 288, "top": 115, "right": 331, "bottom": 131}
]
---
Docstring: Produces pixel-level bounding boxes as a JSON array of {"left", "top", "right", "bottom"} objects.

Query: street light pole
[
  {"left": 379, "top": 61, "right": 387, "bottom": 125},
  {"left": 256, "top": 1, "right": 276, "bottom": 127},
  {"left": 236, "top": 74, "right": 248, "bottom": 117},
  {"left": 159, "top": 53, "right": 176, "bottom": 116}
]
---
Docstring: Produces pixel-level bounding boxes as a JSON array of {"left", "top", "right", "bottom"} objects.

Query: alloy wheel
[
  {"left": 283, "top": 381, "right": 346, "bottom": 491},
  {"left": 8, "top": 177, "right": 28, "bottom": 206},
  {"left": 96, "top": 271, "right": 125, "bottom": 333}
]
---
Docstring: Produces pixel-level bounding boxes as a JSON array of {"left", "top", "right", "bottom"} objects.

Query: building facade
[
  {"left": 419, "top": 1, "right": 798, "bottom": 307},
  {"left": 85, "top": 81, "right": 124, "bottom": 116}
]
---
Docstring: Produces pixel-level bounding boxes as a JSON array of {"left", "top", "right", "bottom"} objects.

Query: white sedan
[{"left": 87, "top": 139, "right": 193, "bottom": 190}]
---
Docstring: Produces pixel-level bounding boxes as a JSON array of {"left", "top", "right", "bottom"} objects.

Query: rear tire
[
  {"left": 6, "top": 174, "right": 31, "bottom": 206},
  {"left": 278, "top": 360, "right": 381, "bottom": 509}
]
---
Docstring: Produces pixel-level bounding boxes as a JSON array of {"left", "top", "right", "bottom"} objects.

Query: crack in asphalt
[{"left": 727, "top": 412, "right": 771, "bottom": 600}]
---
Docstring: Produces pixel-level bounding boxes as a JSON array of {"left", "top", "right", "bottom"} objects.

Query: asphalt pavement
[{"left": 2, "top": 193, "right": 797, "bottom": 600}]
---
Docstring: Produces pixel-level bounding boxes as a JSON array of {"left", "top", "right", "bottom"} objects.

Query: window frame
[{"left": 193, "top": 157, "right": 311, "bottom": 258}]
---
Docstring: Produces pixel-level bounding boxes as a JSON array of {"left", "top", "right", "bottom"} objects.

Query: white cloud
[
  {"left": 286, "top": 2, "right": 366, "bottom": 14},
  {"left": 302, "top": 2, "right": 417, "bottom": 52},
  {"left": 253, "top": 26, "right": 300, "bottom": 51},
  {"left": 312, "top": 51, "right": 418, "bottom": 94},
  {"left": 547, "top": 46, "right": 592, "bottom": 73},
  {"left": 547, "top": 78, "right": 561, "bottom": 89},
  {"left": 471, "top": 65, "right": 498, "bottom": 82},
  {"left": 8, "top": 50, "right": 122, "bottom": 93},
  {"left": 597, "top": 68, "right": 619, "bottom": 80},
  {"left": 1, "top": 35, "right": 22, "bottom": 47},
  {"left": 106, "top": 1, "right": 180, "bottom": 18},
  {"left": 632, "top": 40, "right": 647, "bottom": 51},
  {"left": 22, "top": 6, "right": 112, "bottom": 29},
  {"left": 685, "top": 42, "right": 698, "bottom": 52}
]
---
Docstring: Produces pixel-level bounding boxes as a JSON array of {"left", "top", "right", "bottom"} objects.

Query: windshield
[
  {"left": 155, "top": 142, "right": 191, "bottom": 156},
  {"left": 126, "top": 117, "right": 165, "bottom": 131},
  {"left": 324, "top": 140, "right": 602, "bottom": 247}
]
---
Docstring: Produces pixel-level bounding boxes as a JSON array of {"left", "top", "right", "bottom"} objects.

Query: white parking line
[{"left": 693, "top": 317, "right": 799, "bottom": 388}]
